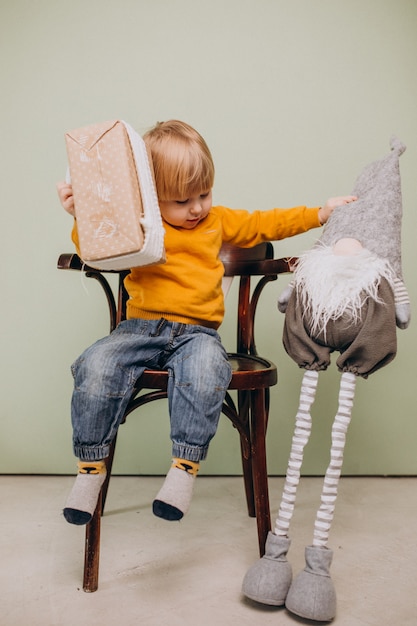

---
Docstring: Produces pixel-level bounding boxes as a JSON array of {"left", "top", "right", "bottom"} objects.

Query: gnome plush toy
[{"left": 242, "top": 137, "right": 410, "bottom": 622}]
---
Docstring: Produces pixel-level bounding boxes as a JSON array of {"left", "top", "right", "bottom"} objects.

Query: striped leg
[
  {"left": 274, "top": 370, "right": 319, "bottom": 537},
  {"left": 393, "top": 277, "right": 411, "bottom": 329},
  {"left": 313, "top": 371, "right": 356, "bottom": 547}
]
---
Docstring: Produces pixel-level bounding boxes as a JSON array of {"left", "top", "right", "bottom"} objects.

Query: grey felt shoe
[
  {"left": 285, "top": 545, "right": 336, "bottom": 622},
  {"left": 242, "top": 532, "right": 292, "bottom": 606}
]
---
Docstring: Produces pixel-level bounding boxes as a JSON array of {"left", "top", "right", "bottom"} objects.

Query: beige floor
[{"left": 1, "top": 475, "right": 416, "bottom": 626}]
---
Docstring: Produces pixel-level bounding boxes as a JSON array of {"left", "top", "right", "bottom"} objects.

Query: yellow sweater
[{"left": 72, "top": 204, "right": 321, "bottom": 329}]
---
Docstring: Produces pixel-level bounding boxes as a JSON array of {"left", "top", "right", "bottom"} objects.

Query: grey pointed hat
[{"left": 320, "top": 137, "right": 406, "bottom": 279}]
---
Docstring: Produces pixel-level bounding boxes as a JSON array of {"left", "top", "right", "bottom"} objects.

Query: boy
[{"left": 57, "top": 119, "right": 356, "bottom": 525}]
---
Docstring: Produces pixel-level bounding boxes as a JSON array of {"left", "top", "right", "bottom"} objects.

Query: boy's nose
[{"left": 190, "top": 201, "right": 203, "bottom": 215}]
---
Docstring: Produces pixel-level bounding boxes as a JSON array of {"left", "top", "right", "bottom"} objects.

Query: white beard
[{"left": 293, "top": 244, "right": 395, "bottom": 337}]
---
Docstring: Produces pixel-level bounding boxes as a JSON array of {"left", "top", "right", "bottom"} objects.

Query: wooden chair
[{"left": 57, "top": 242, "right": 293, "bottom": 591}]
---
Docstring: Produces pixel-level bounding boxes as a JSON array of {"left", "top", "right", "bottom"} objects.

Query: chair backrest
[{"left": 57, "top": 243, "right": 293, "bottom": 356}]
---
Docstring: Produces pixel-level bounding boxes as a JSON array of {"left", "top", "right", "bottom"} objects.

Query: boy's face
[{"left": 159, "top": 190, "right": 212, "bottom": 229}]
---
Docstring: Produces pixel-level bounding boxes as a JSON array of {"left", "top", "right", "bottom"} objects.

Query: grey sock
[
  {"left": 153, "top": 463, "right": 197, "bottom": 521},
  {"left": 63, "top": 461, "right": 107, "bottom": 525}
]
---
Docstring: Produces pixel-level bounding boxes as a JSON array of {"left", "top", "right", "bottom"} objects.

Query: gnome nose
[{"left": 333, "top": 238, "right": 363, "bottom": 256}]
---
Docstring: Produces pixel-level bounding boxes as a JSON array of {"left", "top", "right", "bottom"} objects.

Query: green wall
[{"left": 1, "top": 0, "right": 416, "bottom": 475}]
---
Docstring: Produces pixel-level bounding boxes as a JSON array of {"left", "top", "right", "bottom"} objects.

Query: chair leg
[
  {"left": 240, "top": 439, "right": 256, "bottom": 518},
  {"left": 238, "top": 390, "right": 256, "bottom": 518},
  {"left": 250, "top": 388, "right": 271, "bottom": 557},
  {"left": 101, "top": 435, "right": 118, "bottom": 511},
  {"left": 83, "top": 491, "right": 102, "bottom": 592},
  {"left": 82, "top": 435, "right": 118, "bottom": 591}
]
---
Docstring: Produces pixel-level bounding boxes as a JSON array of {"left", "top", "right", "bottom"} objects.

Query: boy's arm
[
  {"left": 218, "top": 196, "right": 357, "bottom": 247},
  {"left": 56, "top": 180, "right": 81, "bottom": 255},
  {"left": 56, "top": 181, "right": 75, "bottom": 216}
]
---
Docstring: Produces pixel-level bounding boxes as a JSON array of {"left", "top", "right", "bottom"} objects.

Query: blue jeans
[{"left": 70, "top": 318, "right": 232, "bottom": 462}]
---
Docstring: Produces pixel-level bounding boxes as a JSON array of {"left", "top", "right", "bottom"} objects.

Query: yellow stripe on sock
[
  {"left": 77, "top": 460, "right": 107, "bottom": 475},
  {"left": 172, "top": 458, "right": 200, "bottom": 476}
]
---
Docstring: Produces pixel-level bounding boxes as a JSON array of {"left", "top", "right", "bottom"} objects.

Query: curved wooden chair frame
[{"left": 58, "top": 242, "right": 294, "bottom": 591}]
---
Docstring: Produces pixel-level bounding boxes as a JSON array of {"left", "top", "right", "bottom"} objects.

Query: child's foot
[
  {"left": 152, "top": 458, "right": 199, "bottom": 521},
  {"left": 63, "top": 460, "right": 107, "bottom": 525}
]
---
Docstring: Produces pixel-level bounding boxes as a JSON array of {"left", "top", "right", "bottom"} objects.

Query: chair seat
[
  {"left": 227, "top": 354, "right": 277, "bottom": 389},
  {"left": 139, "top": 353, "right": 277, "bottom": 391}
]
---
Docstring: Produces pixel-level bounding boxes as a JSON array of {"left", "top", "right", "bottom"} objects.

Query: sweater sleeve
[
  {"left": 214, "top": 205, "right": 321, "bottom": 247},
  {"left": 71, "top": 220, "right": 82, "bottom": 257}
]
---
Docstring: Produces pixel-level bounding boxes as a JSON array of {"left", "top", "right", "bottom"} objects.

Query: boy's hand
[
  {"left": 56, "top": 181, "right": 75, "bottom": 216},
  {"left": 318, "top": 195, "right": 357, "bottom": 225}
]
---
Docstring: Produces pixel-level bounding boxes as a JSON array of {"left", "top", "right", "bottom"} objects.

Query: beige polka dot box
[{"left": 65, "top": 120, "right": 165, "bottom": 271}]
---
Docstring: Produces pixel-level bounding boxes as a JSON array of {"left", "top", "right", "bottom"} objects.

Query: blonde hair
[{"left": 143, "top": 120, "right": 215, "bottom": 201}]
